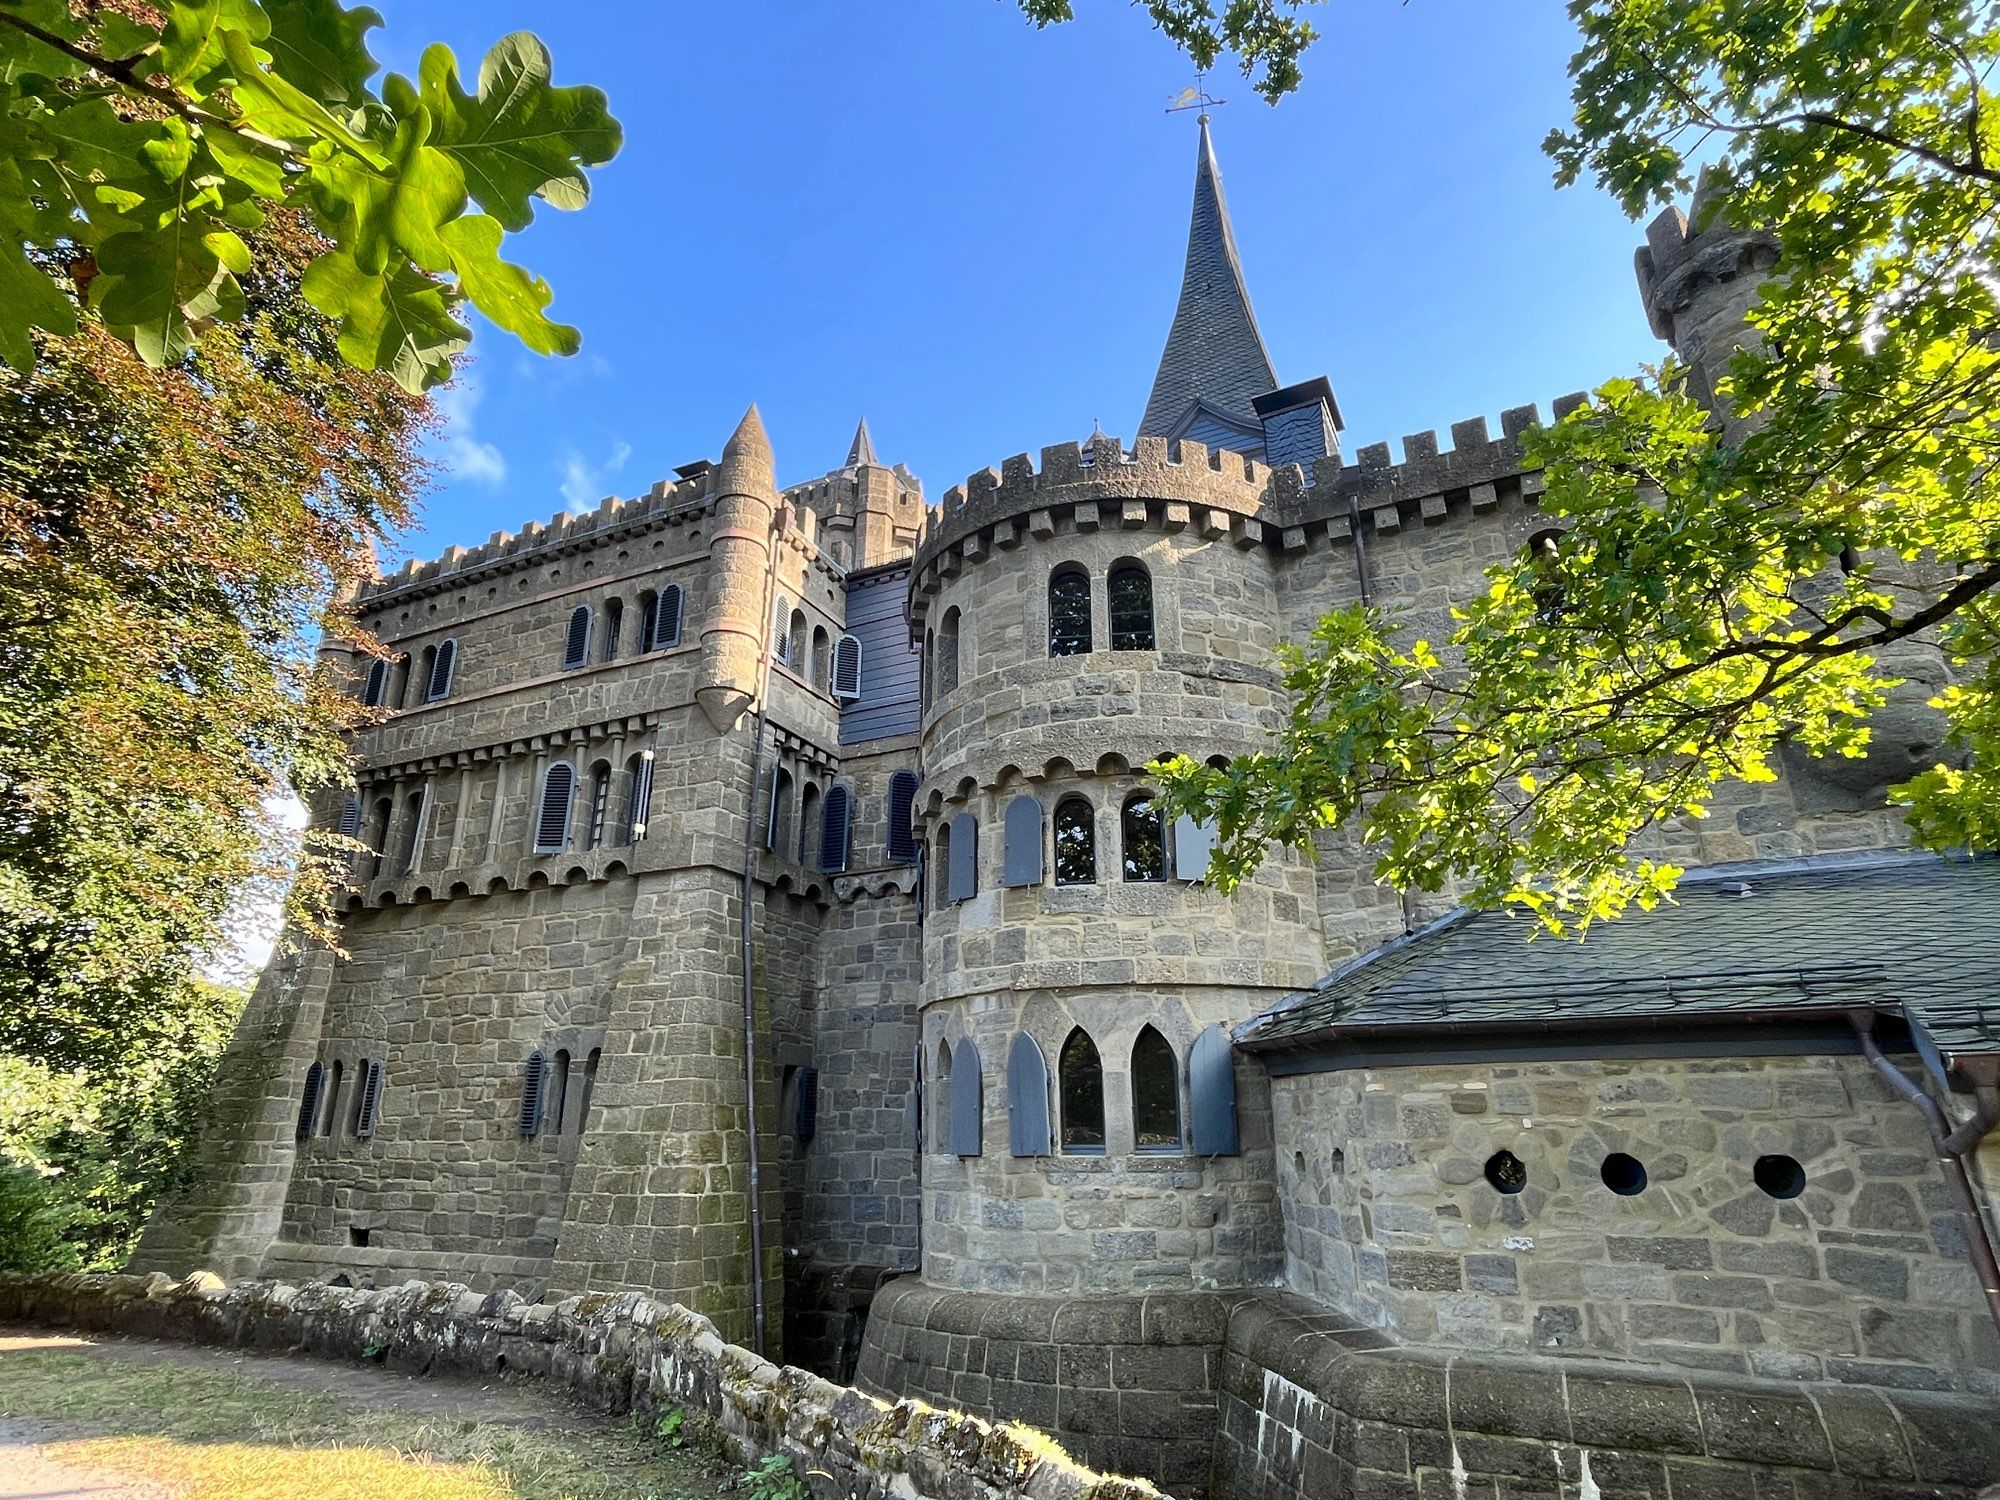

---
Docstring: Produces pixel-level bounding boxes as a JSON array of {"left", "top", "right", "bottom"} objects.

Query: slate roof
[
  {"left": 846, "top": 417, "right": 878, "bottom": 468},
  {"left": 1138, "top": 118, "right": 1279, "bottom": 439},
  {"left": 1239, "top": 853, "right": 2000, "bottom": 1063}
]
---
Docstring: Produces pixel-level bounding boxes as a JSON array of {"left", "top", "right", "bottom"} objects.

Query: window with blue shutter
[
  {"left": 519, "top": 1051, "right": 547, "bottom": 1137},
  {"left": 886, "top": 771, "right": 919, "bottom": 861},
  {"left": 772, "top": 597, "right": 790, "bottom": 663},
  {"left": 563, "top": 606, "right": 592, "bottom": 669},
  {"left": 832, "top": 633, "right": 861, "bottom": 700},
  {"left": 1002, "top": 795, "right": 1043, "bottom": 887},
  {"left": 336, "top": 795, "right": 363, "bottom": 838},
  {"left": 294, "top": 1061, "right": 324, "bottom": 1141},
  {"left": 946, "top": 811, "right": 977, "bottom": 902},
  {"left": 534, "top": 763, "right": 575, "bottom": 852},
  {"left": 354, "top": 1058, "right": 385, "bottom": 1139},
  {"left": 1187, "top": 1024, "right": 1239, "bottom": 1156},
  {"left": 362, "top": 657, "right": 389, "bottom": 706},
  {"left": 819, "top": 785, "right": 852, "bottom": 873},
  {"left": 1007, "top": 1033, "right": 1051, "bottom": 1157},
  {"left": 655, "top": 584, "right": 683, "bottom": 648},
  {"left": 1174, "top": 814, "right": 1216, "bottom": 882},
  {"left": 795, "top": 1066, "right": 819, "bottom": 1143},
  {"left": 425, "top": 638, "right": 457, "bottom": 700},
  {"left": 949, "top": 1037, "right": 982, "bottom": 1157}
]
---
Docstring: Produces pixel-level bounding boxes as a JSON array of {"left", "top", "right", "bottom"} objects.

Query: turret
[
  {"left": 696, "top": 405, "right": 779, "bottom": 730},
  {"left": 1634, "top": 168, "right": 1778, "bottom": 421}
]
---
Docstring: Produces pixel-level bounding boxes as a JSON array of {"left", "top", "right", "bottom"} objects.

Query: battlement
[{"left": 357, "top": 472, "right": 717, "bottom": 608}]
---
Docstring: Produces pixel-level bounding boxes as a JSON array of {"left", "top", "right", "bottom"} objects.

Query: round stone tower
[{"left": 696, "top": 406, "right": 780, "bottom": 731}]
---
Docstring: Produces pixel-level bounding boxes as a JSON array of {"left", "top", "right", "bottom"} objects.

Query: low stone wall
[
  {"left": 0, "top": 1272, "right": 1163, "bottom": 1500},
  {"left": 859, "top": 1280, "right": 2000, "bottom": 1499}
]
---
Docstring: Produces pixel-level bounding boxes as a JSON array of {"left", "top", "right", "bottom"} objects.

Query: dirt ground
[{"left": 0, "top": 1329, "right": 739, "bottom": 1500}]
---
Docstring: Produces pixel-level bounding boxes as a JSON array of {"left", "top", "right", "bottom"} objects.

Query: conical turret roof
[
  {"left": 846, "top": 416, "right": 878, "bottom": 467},
  {"left": 1138, "top": 118, "right": 1279, "bottom": 437}
]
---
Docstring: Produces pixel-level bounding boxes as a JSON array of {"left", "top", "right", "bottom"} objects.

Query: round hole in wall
[
  {"left": 1484, "top": 1149, "right": 1527, "bottom": 1195},
  {"left": 1753, "top": 1154, "right": 1807, "bottom": 1200},
  {"left": 1600, "top": 1152, "right": 1647, "bottom": 1196}
]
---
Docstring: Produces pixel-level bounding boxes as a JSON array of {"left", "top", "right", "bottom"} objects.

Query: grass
[{"left": 0, "top": 1346, "right": 731, "bottom": 1500}]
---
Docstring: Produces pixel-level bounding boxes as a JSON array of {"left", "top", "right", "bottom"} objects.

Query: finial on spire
[
  {"left": 846, "top": 416, "right": 878, "bottom": 468},
  {"left": 1165, "top": 71, "right": 1227, "bottom": 121}
]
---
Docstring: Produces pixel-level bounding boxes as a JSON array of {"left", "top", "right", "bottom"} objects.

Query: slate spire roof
[
  {"left": 846, "top": 416, "right": 878, "bottom": 468},
  {"left": 1138, "top": 117, "right": 1279, "bottom": 438}
]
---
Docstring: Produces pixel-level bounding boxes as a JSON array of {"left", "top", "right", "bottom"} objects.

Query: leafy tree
[
  {"left": 1160, "top": 0, "right": 2000, "bottom": 927},
  {"left": 0, "top": 0, "right": 619, "bottom": 390},
  {"left": 1016, "top": 0, "right": 1324, "bottom": 103}
]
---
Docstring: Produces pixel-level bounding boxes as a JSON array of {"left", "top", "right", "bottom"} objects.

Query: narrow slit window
[
  {"left": 602, "top": 599, "right": 623, "bottom": 661},
  {"left": 938, "top": 607, "right": 961, "bottom": 695},
  {"left": 550, "top": 1049, "right": 572, "bottom": 1135},
  {"left": 1059, "top": 1028, "right": 1105, "bottom": 1154},
  {"left": 767, "top": 767, "right": 795, "bottom": 853},
  {"left": 575, "top": 1048, "right": 600, "bottom": 1132}
]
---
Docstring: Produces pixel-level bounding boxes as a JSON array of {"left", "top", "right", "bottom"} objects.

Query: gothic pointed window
[
  {"left": 1048, "top": 567, "right": 1091, "bottom": 657},
  {"left": 1108, "top": 563, "right": 1155, "bottom": 651},
  {"left": 1131, "top": 1025, "right": 1181, "bottom": 1153},
  {"left": 1121, "top": 792, "right": 1167, "bottom": 882},
  {"left": 886, "top": 770, "right": 919, "bottom": 862},
  {"left": 1058, "top": 1027, "right": 1105, "bottom": 1154},
  {"left": 1053, "top": 796, "right": 1096, "bottom": 885},
  {"left": 563, "top": 605, "right": 592, "bottom": 669},
  {"left": 535, "top": 763, "right": 576, "bottom": 853}
]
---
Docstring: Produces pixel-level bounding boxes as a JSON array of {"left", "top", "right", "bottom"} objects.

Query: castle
[{"left": 136, "top": 120, "right": 2000, "bottom": 1498}]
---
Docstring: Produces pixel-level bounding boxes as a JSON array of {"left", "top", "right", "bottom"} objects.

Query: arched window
[
  {"left": 549, "top": 1049, "right": 572, "bottom": 1135},
  {"left": 1131, "top": 1025, "right": 1181, "bottom": 1153},
  {"left": 832, "top": 634, "right": 862, "bottom": 701},
  {"left": 1053, "top": 796, "right": 1096, "bottom": 885},
  {"left": 946, "top": 811, "right": 977, "bottom": 902},
  {"left": 534, "top": 763, "right": 576, "bottom": 853},
  {"left": 938, "top": 606, "right": 961, "bottom": 695},
  {"left": 1058, "top": 1028, "right": 1105, "bottom": 1154},
  {"left": 921, "top": 630, "right": 934, "bottom": 715},
  {"left": 1121, "top": 793, "right": 1167, "bottom": 882},
  {"left": 397, "top": 784, "right": 429, "bottom": 874},
  {"left": 354, "top": 1058, "right": 384, "bottom": 1139},
  {"left": 655, "top": 584, "right": 684, "bottom": 648},
  {"left": 294, "top": 1061, "right": 325, "bottom": 1142},
  {"left": 820, "top": 784, "right": 852, "bottom": 873},
  {"left": 788, "top": 609, "right": 808, "bottom": 672},
  {"left": 602, "top": 599, "right": 623, "bottom": 661},
  {"left": 367, "top": 796, "right": 392, "bottom": 878},
  {"left": 362, "top": 658, "right": 389, "bottom": 707},
  {"left": 623, "top": 752, "right": 653, "bottom": 843},
  {"left": 415, "top": 646, "right": 436, "bottom": 702},
  {"left": 767, "top": 767, "right": 795, "bottom": 852},
  {"left": 425, "top": 638, "right": 457, "bottom": 700},
  {"left": 1007, "top": 1033, "right": 1051, "bottom": 1158},
  {"left": 576, "top": 1047, "right": 601, "bottom": 1132},
  {"left": 519, "top": 1050, "right": 547, "bottom": 1137},
  {"left": 1049, "top": 567, "right": 1091, "bottom": 657},
  {"left": 933, "top": 1039, "right": 953, "bottom": 1149},
  {"left": 798, "top": 782, "right": 822, "bottom": 867},
  {"left": 563, "top": 605, "right": 592, "bottom": 669},
  {"left": 1188, "top": 1023, "right": 1239, "bottom": 1155},
  {"left": 1526, "top": 529, "right": 1566, "bottom": 623},
  {"left": 584, "top": 761, "right": 612, "bottom": 850},
  {"left": 812, "top": 626, "right": 831, "bottom": 689},
  {"left": 320, "top": 1059, "right": 344, "bottom": 1138},
  {"left": 886, "top": 770, "right": 919, "bottom": 862},
  {"left": 639, "top": 590, "right": 659, "bottom": 651},
  {"left": 1002, "top": 795, "right": 1043, "bottom": 887},
  {"left": 388, "top": 652, "right": 412, "bottom": 706},
  {"left": 950, "top": 1036, "right": 982, "bottom": 1157},
  {"left": 1108, "top": 563, "right": 1155, "bottom": 651},
  {"left": 934, "top": 821, "right": 952, "bottom": 906}
]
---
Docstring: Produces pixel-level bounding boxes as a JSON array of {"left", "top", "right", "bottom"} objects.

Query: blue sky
[{"left": 370, "top": 2, "right": 1667, "bottom": 563}]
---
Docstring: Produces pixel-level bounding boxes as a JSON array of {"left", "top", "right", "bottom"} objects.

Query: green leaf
[
  {"left": 91, "top": 226, "right": 233, "bottom": 366},
  {"left": 0, "top": 0, "right": 89, "bottom": 82},
  {"left": 220, "top": 27, "right": 382, "bottom": 162},
  {"left": 420, "top": 32, "right": 621, "bottom": 231},
  {"left": 0, "top": 233, "right": 76, "bottom": 370},
  {"left": 438, "top": 212, "right": 578, "bottom": 355},
  {"left": 262, "top": 0, "right": 382, "bottom": 106},
  {"left": 160, "top": 0, "right": 271, "bottom": 83},
  {"left": 300, "top": 249, "right": 466, "bottom": 391}
]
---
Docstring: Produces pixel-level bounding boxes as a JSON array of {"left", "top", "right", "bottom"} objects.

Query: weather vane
[{"left": 1165, "top": 70, "right": 1228, "bottom": 121}]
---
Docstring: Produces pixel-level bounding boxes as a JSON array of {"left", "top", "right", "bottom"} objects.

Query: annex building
[{"left": 137, "top": 121, "right": 2000, "bottom": 1498}]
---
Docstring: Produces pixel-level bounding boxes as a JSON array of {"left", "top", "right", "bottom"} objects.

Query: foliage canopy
[
  {"left": 1159, "top": 0, "right": 2000, "bottom": 928},
  {"left": 0, "top": 0, "right": 620, "bottom": 390}
]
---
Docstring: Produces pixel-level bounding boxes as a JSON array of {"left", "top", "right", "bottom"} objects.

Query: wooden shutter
[
  {"left": 426, "top": 639, "right": 456, "bottom": 700},
  {"left": 949, "top": 1037, "right": 982, "bottom": 1158},
  {"left": 563, "top": 606, "right": 591, "bottom": 669},
  {"left": 294, "top": 1062, "right": 324, "bottom": 1141},
  {"left": 355, "top": 1058, "right": 385, "bottom": 1139},
  {"left": 1002, "top": 795, "right": 1043, "bottom": 887},
  {"left": 832, "top": 634, "right": 862, "bottom": 700},
  {"left": 336, "top": 796, "right": 363, "bottom": 838},
  {"left": 946, "top": 811, "right": 978, "bottom": 902},
  {"left": 795, "top": 1066, "right": 819, "bottom": 1142},
  {"left": 886, "top": 770, "right": 919, "bottom": 861},
  {"left": 1187, "top": 1024, "right": 1239, "bottom": 1156},
  {"left": 535, "top": 764, "right": 574, "bottom": 852},
  {"left": 819, "top": 785, "right": 851, "bottom": 873},
  {"left": 628, "top": 755, "right": 654, "bottom": 841},
  {"left": 1174, "top": 814, "right": 1216, "bottom": 882},
  {"left": 656, "top": 585, "right": 683, "bottom": 648},
  {"left": 772, "top": 598, "right": 789, "bottom": 663},
  {"left": 1007, "top": 1033, "right": 1051, "bottom": 1157},
  {"left": 519, "top": 1051, "right": 547, "bottom": 1137},
  {"left": 363, "top": 658, "right": 389, "bottom": 706}
]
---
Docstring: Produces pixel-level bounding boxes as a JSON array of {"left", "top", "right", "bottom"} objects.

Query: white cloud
[
  {"left": 434, "top": 377, "right": 508, "bottom": 486},
  {"left": 558, "top": 439, "right": 633, "bottom": 513}
]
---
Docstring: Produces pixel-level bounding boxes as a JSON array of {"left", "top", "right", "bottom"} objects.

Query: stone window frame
[
  {"left": 1051, "top": 793, "right": 1097, "bottom": 886},
  {"left": 1130, "top": 1024, "right": 1184, "bottom": 1154},
  {"left": 1107, "top": 558, "right": 1156, "bottom": 652},
  {"left": 1047, "top": 565, "right": 1092, "bottom": 658}
]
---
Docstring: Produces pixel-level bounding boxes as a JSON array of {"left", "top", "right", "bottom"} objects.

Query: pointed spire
[
  {"left": 846, "top": 416, "right": 878, "bottom": 468},
  {"left": 723, "top": 403, "right": 772, "bottom": 465},
  {"left": 717, "top": 403, "right": 775, "bottom": 496},
  {"left": 1138, "top": 117, "right": 1279, "bottom": 439}
]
